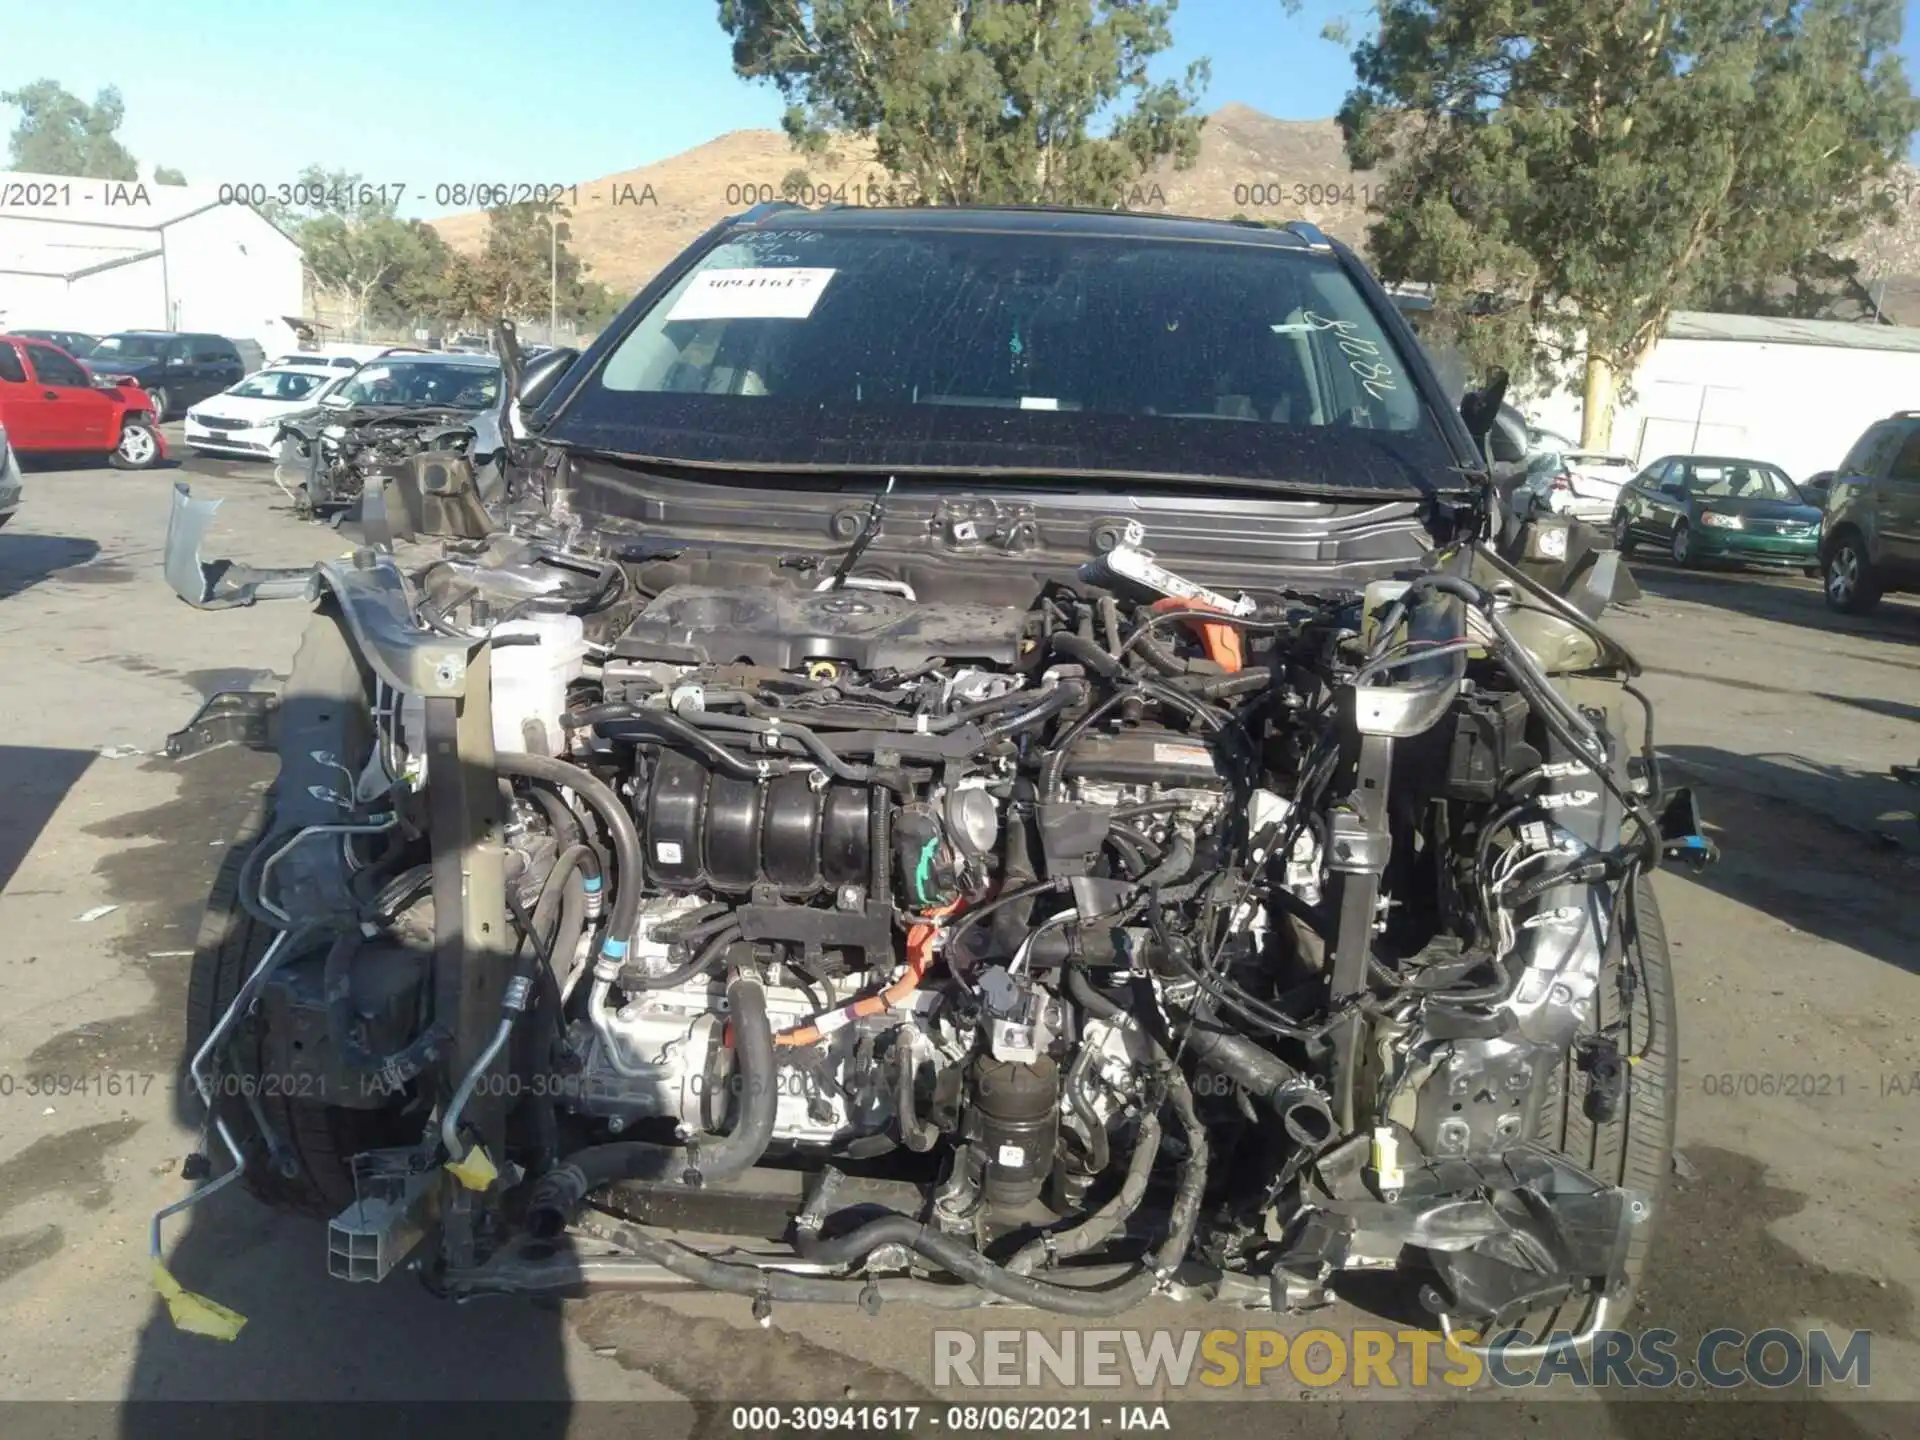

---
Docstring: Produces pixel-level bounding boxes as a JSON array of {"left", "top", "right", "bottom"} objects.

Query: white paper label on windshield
[{"left": 665, "top": 267, "right": 837, "bottom": 322}]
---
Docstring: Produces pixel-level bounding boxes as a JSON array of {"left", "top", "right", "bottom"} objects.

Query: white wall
[
  {"left": 161, "top": 205, "right": 304, "bottom": 355},
  {"left": 1522, "top": 336, "right": 1920, "bottom": 481}
]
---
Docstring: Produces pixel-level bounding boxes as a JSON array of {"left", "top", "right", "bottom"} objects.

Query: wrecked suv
[{"left": 166, "top": 203, "right": 1708, "bottom": 1348}]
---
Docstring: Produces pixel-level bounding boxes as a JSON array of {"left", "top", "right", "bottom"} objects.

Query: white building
[
  {"left": 0, "top": 173, "right": 303, "bottom": 355},
  {"left": 1521, "top": 312, "right": 1920, "bottom": 482}
]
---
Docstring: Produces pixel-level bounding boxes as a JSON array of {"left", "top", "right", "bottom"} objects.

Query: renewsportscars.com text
[{"left": 933, "top": 1326, "right": 1872, "bottom": 1391}]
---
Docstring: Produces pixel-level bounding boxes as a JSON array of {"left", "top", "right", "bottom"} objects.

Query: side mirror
[
  {"left": 517, "top": 346, "right": 581, "bottom": 416},
  {"left": 1458, "top": 368, "right": 1510, "bottom": 449}
]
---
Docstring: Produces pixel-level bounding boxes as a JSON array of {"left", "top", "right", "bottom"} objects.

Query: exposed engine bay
[
  {"left": 174, "top": 486, "right": 1706, "bottom": 1338},
  {"left": 275, "top": 406, "right": 493, "bottom": 518}
]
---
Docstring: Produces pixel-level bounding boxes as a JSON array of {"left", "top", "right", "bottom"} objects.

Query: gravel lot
[{"left": 0, "top": 432, "right": 1916, "bottom": 1436}]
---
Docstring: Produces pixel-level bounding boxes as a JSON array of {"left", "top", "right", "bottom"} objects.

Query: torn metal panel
[{"left": 164, "top": 482, "right": 315, "bottom": 610}]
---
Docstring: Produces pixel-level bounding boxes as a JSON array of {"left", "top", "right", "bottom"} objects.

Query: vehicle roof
[
  {"left": 733, "top": 202, "right": 1330, "bottom": 251},
  {"left": 1653, "top": 454, "right": 1787, "bottom": 467},
  {"left": 363, "top": 351, "right": 499, "bottom": 367}
]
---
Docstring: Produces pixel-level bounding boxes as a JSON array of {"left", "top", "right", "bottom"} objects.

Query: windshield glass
[
  {"left": 92, "top": 334, "right": 171, "bottom": 360},
  {"left": 1684, "top": 461, "right": 1800, "bottom": 502},
  {"left": 329, "top": 361, "right": 499, "bottom": 410},
  {"left": 228, "top": 369, "right": 333, "bottom": 402},
  {"left": 550, "top": 224, "right": 1454, "bottom": 492}
]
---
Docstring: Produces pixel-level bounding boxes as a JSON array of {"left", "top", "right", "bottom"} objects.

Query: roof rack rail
[{"left": 1285, "top": 221, "right": 1332, "bottom": 251}]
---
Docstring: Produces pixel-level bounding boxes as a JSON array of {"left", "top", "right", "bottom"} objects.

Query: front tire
[
  {"left": 1823, "top": 534, "right": 1883, "bottom": 614},
  {"left": 110, "top": 421, "right": 161, "bottom": 470},
  {"left": 1612, "top": 511, "right": 1636, "bottom": 555},
  {"left": 183, "top": 615, "right": 410, "bottom": 1217},
  {"left": 1669, "top": 522, "right": 1694, "bottom": 567},
  {"left": 1511, "top": 873, "right": 1678, "bottom": 1340},
  {"left": 147, "top": 386, "right": 171, "bottom": 421}
]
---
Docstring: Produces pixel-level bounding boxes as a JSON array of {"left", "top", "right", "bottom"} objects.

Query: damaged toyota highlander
[{"left": 167, "top": 203, "right": 1712, "bottom": 1346}]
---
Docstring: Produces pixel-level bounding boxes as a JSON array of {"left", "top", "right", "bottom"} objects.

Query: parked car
[
  {"left": 1820, "top": 411, "right": 1920, "bottom": 613},
  {"left": 1612, "top": 454, "right": 1821, "bottom": 571},
  {"left": 273, "top": 351, "right": 506, "bottom": 514},
  {"left": 86, "top": 331, "right": 247, "bottom": 421},
  {"left": 1520, "top": 449, "right": 1637, "bottom": 526},
  {"left": 183, "top": 364, "right": 349, "bottom": 459},
  {"left": 0, "top": 419, "right": 22, "bottom": 526},
  {"left": 0, "top": 334, "right": 165, "bottom": 468},
  {"left": 7, "top": 328, "right": 99, "bottom": 357}
]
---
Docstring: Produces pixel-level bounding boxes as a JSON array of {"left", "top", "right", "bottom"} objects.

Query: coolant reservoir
[{"left": 489, "top": 614, "right": 587, "bottom": 755}]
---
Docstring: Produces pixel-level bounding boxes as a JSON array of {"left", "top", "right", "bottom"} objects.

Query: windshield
[
  {"left": 92, "top": 334, "right": 171, "bottom": 360},
  {"left": 1684, "top": 461, "right": 1800, "bottom": 502},
  {"left": 550, "top": 224, "right": 1455, "bottom": 493},
  {"left": 329, "top": 361, "right": 499, "bottom": 410},
  {"left": 227, "top": 369, "right": 334, "bottom": 402}
]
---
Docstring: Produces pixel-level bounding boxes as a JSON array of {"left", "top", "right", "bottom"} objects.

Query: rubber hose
[
  {"left": 977, "top": 678, "right": 1087, "bottom": 743},
  {"left": 665, "top": 710, "right": 884, "bottom": 786},
  {"left": 1012, "top": 1107, "right": 1161, "bottom": 1275},
  {"left": 1196, "top": 668, "right": 1270, "bottom": 700},
  {"left": 525, "top": 968, "right": 776, "bottom": 1235},
  {"left": 622, "top": 923, "right": 741, "bottom": 991},
  {"left": 494, "top": 752, "right": 641, "bottom": 967},
  {"left": 895, "top": 1045, "right": 940, "bottom": 1154},
  {"left": 1174, "top": 1008, "right": 1335, "bottom": 1147},
  {"left": 1050, "top": 631, "right": 1126, "bottom": 679},
  {"left": 1135, "top": 829, "right": 1194, "bottom": 890},
  {"left": 797, "top": 1059, "right": 1208, "bottom": 1315},
  {"left": 567, "top": 706, "right": 792, "bottom": 782}
]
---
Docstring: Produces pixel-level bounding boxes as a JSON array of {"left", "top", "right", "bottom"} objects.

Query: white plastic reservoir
[{"left": 490, "top": 614, "right": 588, "bottom": 755}]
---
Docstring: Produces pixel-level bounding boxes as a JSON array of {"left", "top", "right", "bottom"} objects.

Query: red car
[{"left": 0, "top": 335, "right": 166, "bottom": 468}]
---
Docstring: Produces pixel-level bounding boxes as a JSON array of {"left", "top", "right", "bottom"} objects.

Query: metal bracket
[{"left": 164, "top": 690, "right": 282, "bottom": 760}]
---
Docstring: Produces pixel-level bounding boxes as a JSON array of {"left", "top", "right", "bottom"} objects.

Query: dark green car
[{"left": 1612, "top": 455, "right": 1823, "bottom": 572}]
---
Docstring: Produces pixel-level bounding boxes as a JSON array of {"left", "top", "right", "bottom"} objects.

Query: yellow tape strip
[{"left": 151, "top": 1258, "right": 247, "bottom": 1341}]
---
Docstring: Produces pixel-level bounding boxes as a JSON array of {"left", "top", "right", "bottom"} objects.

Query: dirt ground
[{"left": 0, "top": 436, "right": 1916, "bottom": 1437}]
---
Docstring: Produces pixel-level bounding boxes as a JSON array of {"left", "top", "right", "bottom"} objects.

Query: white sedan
[
  {"left": 182, "top": 366, "right": 347, "bottom": 459},
  {"left": 1521, "top": 450, "right": 1639, "bottom": 526}
]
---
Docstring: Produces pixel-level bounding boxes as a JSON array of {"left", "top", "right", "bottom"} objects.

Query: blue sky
[{"left": 3, "top": 0, "right": 1917, "bottom": 218}]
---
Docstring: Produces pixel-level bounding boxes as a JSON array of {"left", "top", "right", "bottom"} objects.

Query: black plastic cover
[{"left": 612, "top": 584, "right": 1026, "bottom": 671}]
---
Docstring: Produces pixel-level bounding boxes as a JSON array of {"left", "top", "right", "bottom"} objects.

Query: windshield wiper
[{"left": 824, "top": 474, "right": 896, "bottom": 591}]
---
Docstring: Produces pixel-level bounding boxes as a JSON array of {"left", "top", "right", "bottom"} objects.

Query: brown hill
[{"left": 429, "top": 102, "right": 1920, "bottom": 324}]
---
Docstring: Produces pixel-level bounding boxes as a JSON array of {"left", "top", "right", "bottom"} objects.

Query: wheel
[
  {"left": 1504, "top": 873, "right": 1678, "bottom": 1342},
  {"left": 110, "top": 421, "right": 161, "bottom": 470},
  {"left": 184, "top": 616, "right": 411, "bottom": 1217},
  {"left": 1669, "top": 521, "right": 1694, "bottom": 566},
  {"left": 147, "top": 386, "right": 170, "bottom": 421},
  {"left": 1823, "top": 533, "right": 1883, "bottom": 614},
  {"left": 1611, "top": 511, "right": 1635, "bottom": 555}
]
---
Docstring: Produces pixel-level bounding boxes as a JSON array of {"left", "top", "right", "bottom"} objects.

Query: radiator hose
[{"left": 525, "top": 968, "right": 777, "bottom": 1237}]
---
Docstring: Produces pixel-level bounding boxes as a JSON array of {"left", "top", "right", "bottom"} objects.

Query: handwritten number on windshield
[{"left": 1302, "top": 311, "right": 1400, "bottom": 403}]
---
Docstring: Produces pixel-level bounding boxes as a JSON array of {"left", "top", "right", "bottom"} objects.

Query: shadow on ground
[
  {"left": 1661, "top": 747, "right": 1920, "bottom": 975},
  {"left": 1627, "top": 561, "right": 1920, "bottom": 648},
  {"left": 0, "top": 745, "right": 95, "bottom": 893},
  {"left": 0, "top": 532, "right": 103, "bottom": 598}
]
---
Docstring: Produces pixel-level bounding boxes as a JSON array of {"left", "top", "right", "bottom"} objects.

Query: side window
[
  {"left": 27, "top": 344, "right": 89, "bottom": 387},
  {"left": 192, "top": 337, "right": 229, "bottom": 363},
  {"left": 1887, "top": 426, "right": 1920, "bottom": 484},
  {"left": 1639, "top": 460, "right": 1671, "bottom": 487},
  {"left": 1843, "top": 422, "right": 1901, "bottom": 478},
  {"left": 0, "top": 344, "right": 25, "bottom": 384}
]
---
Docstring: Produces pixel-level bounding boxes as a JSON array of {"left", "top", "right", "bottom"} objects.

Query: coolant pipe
[
  {"left": 493, "top": 752, "right": 641, "bottom": 993},
  {"left": 976, "top": 679, "right": 1087, "bottom": 743},
  {"left": 526, "top": 968, "right": 777, "bottom": 1235},
  {"left": 1175, "top": 1009, "right": 1336, "bottom": 1149},
  {"left": 566, "top": 706, "right": 794, "bottom": 782},
  {"left": 442, "top": 974, "right": 534, "bottom": 1160}
]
